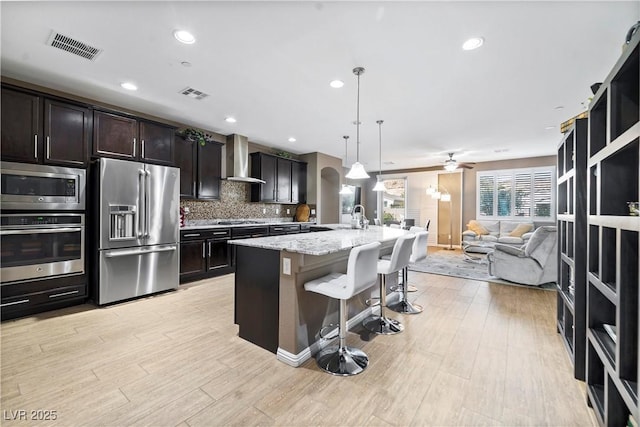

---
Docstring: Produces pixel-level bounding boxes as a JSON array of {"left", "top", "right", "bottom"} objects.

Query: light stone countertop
[{"left": 228, "top": 225, "right": 409, "bottom": 256}]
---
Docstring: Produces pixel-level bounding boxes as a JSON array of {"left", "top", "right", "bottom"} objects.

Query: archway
[{"left": 320, "top": 167, "right": 340, "bottom": 224}]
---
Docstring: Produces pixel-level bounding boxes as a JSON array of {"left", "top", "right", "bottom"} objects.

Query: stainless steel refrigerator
[{"left": 95, "top": 158, "right": 179, "bottom": 305}]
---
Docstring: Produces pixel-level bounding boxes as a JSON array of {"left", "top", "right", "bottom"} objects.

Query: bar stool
[
  {"left": 388, "top": 230, "right": 429, "bottom": 314},
  {"left": 303, "top": 242, "right": 381, "bottom": 376},
  {"left": 397, "top": 226, "right": 429, "bottom": 293},
  {"left": 363, "top": 234, "right": 415, "bottom": 335}
]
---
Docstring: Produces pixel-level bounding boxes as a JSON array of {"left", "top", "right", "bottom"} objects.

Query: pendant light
[
  {"left": 339, "top": 135, "right": 354, "bottom": 195},
  {"left": 372, "top": 120, "right": 387, "bottom": 192},
  {"left": 345, "top": 67, "right": 370, "bottom": 179}
]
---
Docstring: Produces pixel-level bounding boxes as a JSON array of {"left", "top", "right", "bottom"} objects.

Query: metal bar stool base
[
  {"left": 398, "top": 283, "right": 418, "bottom": 293},
  {"left": 363, "top": 315, "right": 404, "bottom": 335},
  {"left": 388, "top": 300, "right": 423, "bottom": 314},
  {"left": 315, "top": 345, "right": 369, "bottom": 376}
]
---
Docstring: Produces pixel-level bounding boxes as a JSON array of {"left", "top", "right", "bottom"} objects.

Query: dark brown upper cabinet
[
  {"left": 291, "top": 161, "right": 307, "bottom": 204},
  {"left": 1, "top": 87, "right": 42, "bottom": 164},
  {"left": 196, "top": 141, "right": 222, "bottom": 200},
  {"left": 93, "top": 110, "right": 175, "bottom": 164},
  {"left": 93, "top": 111, "right": 138, "bottom": 160},
  {"left": 175, "top": 135, "right": 197, "bottom": 198},
  {"left": 44, "top": 99, "right": 90, "bottom": 166},
  {"left": 276, "top": 157, "right": 292, "bottom": 203},
  {"left": 139, "top": 121, "right": 174, "bottom": 165},
  {"left": 250, "top": 152, "right": 306, "bottom": 204},
  {"left": 1, "top": 86, "right": 91, "bottom": 166},
  {"left": 175, "top": 135, "right": 222, "bottom": 200}
]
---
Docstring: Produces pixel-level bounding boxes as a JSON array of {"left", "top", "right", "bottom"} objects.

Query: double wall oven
[{"left": 1, "top": 161, "right": 87, "bottom": 319}]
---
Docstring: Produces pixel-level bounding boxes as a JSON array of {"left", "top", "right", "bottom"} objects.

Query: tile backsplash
[{"left": 180, "top": 180, "right": 313, "bottom": 221}]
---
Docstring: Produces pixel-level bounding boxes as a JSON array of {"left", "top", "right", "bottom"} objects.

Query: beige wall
[
  {"left": 300, "top": 152, "right": 343, "bottom": 223},
  {"left": 461, "top": 155, "right": 556, "bottom": 227},
  {"left": 438, "top": 172, "right": 463, "bottom": 246}
]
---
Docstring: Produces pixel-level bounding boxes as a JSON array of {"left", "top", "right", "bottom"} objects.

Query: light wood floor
[{"left": 1, "top": 270, "right": 595, "bottom": 426}]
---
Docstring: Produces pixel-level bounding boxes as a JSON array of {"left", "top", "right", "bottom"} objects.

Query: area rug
[{"left": 408, "top": 249, "right": 556, "bottom": 290}]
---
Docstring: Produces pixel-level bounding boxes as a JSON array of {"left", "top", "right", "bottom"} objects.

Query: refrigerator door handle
[
  {"left": 145, "top": 170, "right": 151, "bottom": 238},
  {"left": 104, "top": 245, "right": 177, "bottom": 258},
  {"left": 138, "top": 169, "right": 145, "bottom": 239}
]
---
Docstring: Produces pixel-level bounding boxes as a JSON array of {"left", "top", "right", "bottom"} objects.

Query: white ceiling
[{"left": 2, "top": 1, "right": 638, "bottom": 171}]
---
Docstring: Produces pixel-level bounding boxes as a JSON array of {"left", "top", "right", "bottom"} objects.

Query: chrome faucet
[{"left": 351, "top": 205, "right": 368, "bottom": 229}]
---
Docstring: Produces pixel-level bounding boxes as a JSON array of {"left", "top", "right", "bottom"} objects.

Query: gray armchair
[{"left": 487, "top": 226, "right": 557, "bottom": 286}]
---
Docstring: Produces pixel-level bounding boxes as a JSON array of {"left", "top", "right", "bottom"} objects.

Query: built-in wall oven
[
  {"left": 1, "top": 162, "right": 87, "bottom": 319},
  {"left": 0, "top": 214, "right": 85, "bottom": 283}
]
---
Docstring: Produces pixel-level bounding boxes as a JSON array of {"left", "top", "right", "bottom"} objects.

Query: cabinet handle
[
  {"left": 34, "top": 135, "right": 38, "bottom": 158},
  {"left": 208, "top": 241, "right": 211, "bottom": 258},
  {"left": 212, "top": 232, "right": 228, "bottom": 235},
  {"left": 133, "top": 138, "right": 137, "bottom": 157},
  {"left": 142, "top": 139, "right": 145, "bottom": 158},
  {"left": 46, "top": 136, "right": 51, "bottom": 159},
  {"left": 1, "top": 299, "right": 30, "bottom": 307},
  {"left": 49, "top": 290, "right": 79, "bottom": 299},
  {"left": 202, "top": 242, "right": 206, "bottom": 258},
  {"left": 183, "top": 233, "right": 201, "bottom": 237}
]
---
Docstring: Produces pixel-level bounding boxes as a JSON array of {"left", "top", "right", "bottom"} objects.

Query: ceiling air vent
[
  {"left": 180, "top": 87, "right": 209, "bottom": 100},
  {"left": 46, "top": 31, "right": 102, "bottom": 61}
]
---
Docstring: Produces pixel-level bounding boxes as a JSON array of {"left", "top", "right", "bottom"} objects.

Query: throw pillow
[
  {"left": 467, "top": 220, "right": 489, "bottom": 235},
  {"left": 509, "top": 223, "right": 533, "bottom": 237}
]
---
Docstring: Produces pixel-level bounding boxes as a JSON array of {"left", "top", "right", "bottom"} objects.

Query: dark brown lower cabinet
[{"left": 180, "top": 229, "right": 232, "bottom": 283}]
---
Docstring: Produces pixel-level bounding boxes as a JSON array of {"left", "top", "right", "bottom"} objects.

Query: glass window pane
[
  {"left": 514, "top": 173, "right": 532, "bottom": 217},
  {"left": 534, "top": 171, "right": 553, "bottom": 217},
  {"left": 497, "top": 174, "right": 512, "bottom": 217},
  {"left": 382, "top": 178, "right": 406, "bottom": 224},
  {"left": 478, "top": 175, "right": 494, "bottom": 217}
]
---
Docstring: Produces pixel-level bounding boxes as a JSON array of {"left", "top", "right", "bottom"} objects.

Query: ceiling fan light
[
  {"left": 432, "top": 191, "right": 442, "bottom": 200},
  {"left": 345, "top": 162, "right": 370, "bottom": 179},
  {"left": 441, "top": 193, "right": 452, "bottom": 202},
  {"left": 444, "top": 161, "right": 458, "bottom": 172},
  {"left": 372, "top": 180, "right": 387, "bottom": 192},
  {"left": 426, "top": 185, "right": 436, "bottom": 195}
]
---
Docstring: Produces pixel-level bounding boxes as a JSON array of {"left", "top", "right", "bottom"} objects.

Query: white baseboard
[{"left": 276, "top": 305, "right": 380, "bottom": 367}]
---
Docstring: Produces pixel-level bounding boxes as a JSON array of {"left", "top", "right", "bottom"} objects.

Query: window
[
  {"left": 476, "top": 167, "right": 555, "bottom": 220},
  {"left": 378, "top": 178, "right": 406, "bottom": 224}
]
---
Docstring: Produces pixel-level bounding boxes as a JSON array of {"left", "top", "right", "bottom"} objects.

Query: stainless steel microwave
[{"left": 1, "top": 161, "right": 86, "bottom": 210}]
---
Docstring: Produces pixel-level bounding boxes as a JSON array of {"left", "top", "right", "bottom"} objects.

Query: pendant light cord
[
  {"left": 343, "top": 135, "right": 349, "bottom": 165},
  {"left": 377, "top": 120, "right": 383, "bottom": 177},
  {"left": 356, "top": 72, "right": 360, "bottom": 162}
]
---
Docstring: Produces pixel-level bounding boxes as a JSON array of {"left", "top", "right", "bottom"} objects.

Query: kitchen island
[{"left": 229, "top": 225, "right": 408, "bottom": 366}]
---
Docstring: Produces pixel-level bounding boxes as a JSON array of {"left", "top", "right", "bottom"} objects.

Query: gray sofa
[
  {"left": 487, "top": 226, "right": 558, "bottom": 286},
  {"left": 462, "top": 219, "right": 554, "bottom": 247}
]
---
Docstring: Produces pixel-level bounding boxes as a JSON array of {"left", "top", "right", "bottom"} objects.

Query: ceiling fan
[{"left": 444, "top": 152, "right": 475, "bottom": 171}]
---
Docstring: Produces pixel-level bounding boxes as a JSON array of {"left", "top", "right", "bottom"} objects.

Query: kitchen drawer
[
  {"left": 180, "top": 228, "right": 230, "bottom": 241},
  {"left": 1, "top": 281, "right": 87, "bottom": 320},
  {"left": 269, "top": 224, "right": 300, "bottom": 235},
  {"left": 231, "top": 226, "right": 269, "bottom": 239}
]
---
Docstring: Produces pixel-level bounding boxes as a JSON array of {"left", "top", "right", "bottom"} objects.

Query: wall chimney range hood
[{"left": 225, "top": 134, "right": 265, "bottom": 184}]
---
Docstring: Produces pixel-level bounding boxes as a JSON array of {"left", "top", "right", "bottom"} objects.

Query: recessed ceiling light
[
  {"left": 180, "top": 61, "right": 192, "bottom": 67},
  {"left": 329, "top": 80, "right": 344, "bottom": 88},
  {"left": 120, "top": 82, "right": 138, "bottom": 91},
  {"left": 545, "top": 126, "right": 556, "bottom": 130},
  {"left": 174, "top": 30, "right": 196, "bottom": 45},
  {"left": 462, "top": 37, "right": 484, "bottom": 50},
  {"left": 288, "top": 137, "right": 296, "bottom": 143},
  {"left": 225, "top": 117, "right": 237, "bottom": 123}
]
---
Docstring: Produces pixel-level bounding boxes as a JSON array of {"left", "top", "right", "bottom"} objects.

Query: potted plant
[{"left": 178, "top": 128, "right": 214, "bottom": 146}]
